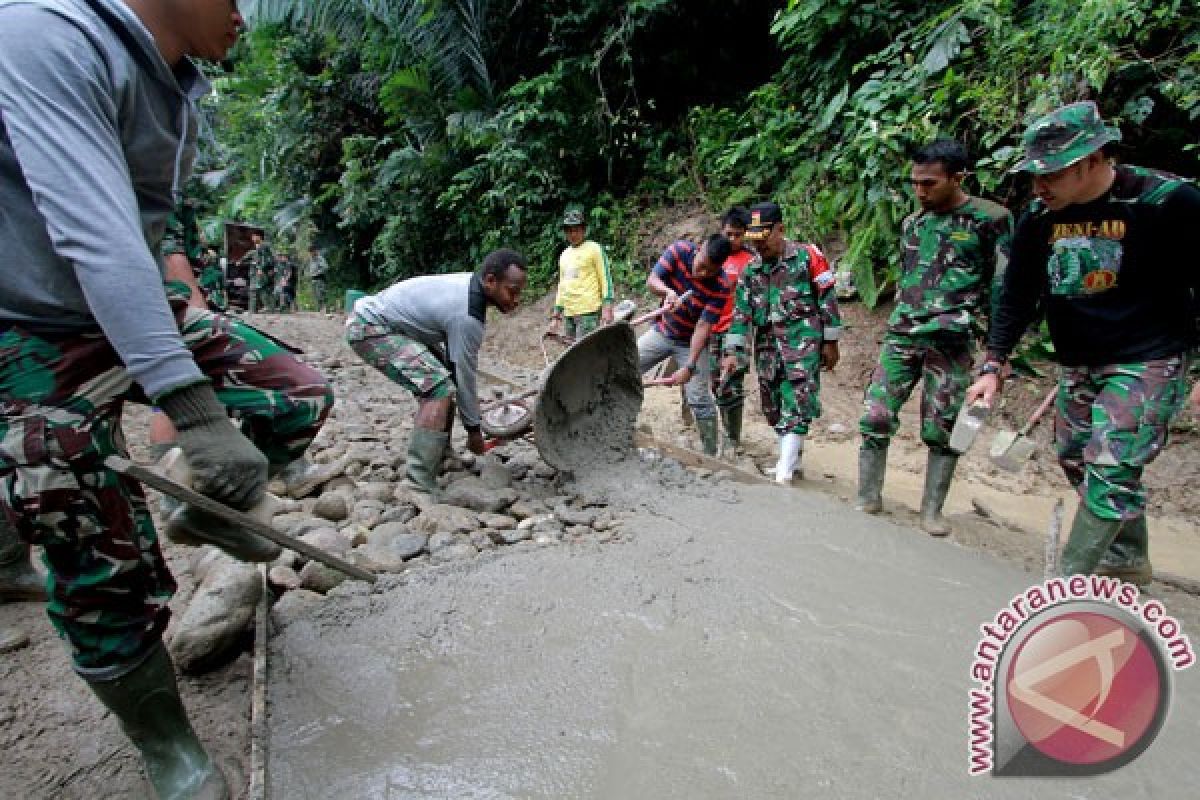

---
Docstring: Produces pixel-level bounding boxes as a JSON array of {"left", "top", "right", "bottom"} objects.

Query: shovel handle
[
  {"left": 629, "top": 289, "right": 695, "bottom": 327},
  {"left": 1021, "top": 388, "right": 1058, "bottom": 435}
]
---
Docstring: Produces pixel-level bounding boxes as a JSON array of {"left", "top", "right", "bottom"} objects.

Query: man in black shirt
[{"left": 967, "top": 101, "right": 1199, "bottom": 586}]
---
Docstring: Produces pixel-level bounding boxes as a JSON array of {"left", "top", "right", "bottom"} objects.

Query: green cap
[
  {"left": 1013, "top": 101, "right": 1121, "bottom": 174},
  {"left": 561, "top": 207, "right": 585, "bottom": 226}
]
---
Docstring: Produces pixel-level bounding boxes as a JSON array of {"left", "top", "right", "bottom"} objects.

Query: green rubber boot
[
  {"left": 0, "top": 514, "right": 46, "bottom": 602},
  {"left": 1060, "top": 503, "right": 1124, "bottom": 578},
  {"left": 919, "top": 450, "right": 958, "bottom": 537},
  {"left": 86, "top": 644, "right": 230, "bottom": 800},
  {"left": 855, "top": 446, "right": 888, "bottom": 515},
  {"left": 696, "top": 417, "right": 719, "bottom": 457},
  {"left": 1096, "top": 515, "right": 1152, "bottom": 586},
  {"left": 405, "top": 428, "right": 449, "bottom": 494},
  {"left": 719, "top": 406, "right": 743, "bottom": 459}
]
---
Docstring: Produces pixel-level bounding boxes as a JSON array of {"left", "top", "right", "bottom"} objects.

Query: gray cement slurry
[{"left": 267, "top": 480, "right": 1200, "bottom": 799}]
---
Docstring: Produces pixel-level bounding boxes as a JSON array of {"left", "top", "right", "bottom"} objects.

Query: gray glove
[{"left": 156, "top": 382, "right": 268, "bottom": 510}]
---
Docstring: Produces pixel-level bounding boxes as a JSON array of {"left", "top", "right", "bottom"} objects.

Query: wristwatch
[{"left": 978, "top": 361, "right": 1004, "bottom": 377}]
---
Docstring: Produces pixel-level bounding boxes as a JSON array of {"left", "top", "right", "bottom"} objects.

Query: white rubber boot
[{"left": 774, "top": 434, "right": 804, "bottom": 484}]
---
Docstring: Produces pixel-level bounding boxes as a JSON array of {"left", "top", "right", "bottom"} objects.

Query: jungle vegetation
[{"left": 199, "top": 0, "right": 1199, "bottom": 307}]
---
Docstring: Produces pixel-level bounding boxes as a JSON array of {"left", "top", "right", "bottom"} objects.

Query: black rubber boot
[
  {"left": 854, "top": 447, "right": 887, "bottom": 514},
  {"left": 1060, "top": 503, "right": 1124, "bottom": 577},
  {"left": 406, "top": 428, "right": 449, "bottom": 494},
  {"left": 1095, "top": 515, "right": 1152, "bottom": 586},
  {"left": 919, "top": 450, "right": 958, "bottom": 537},
  {"left": 86, "top": 644, "right": 230, "bottom": 800}
]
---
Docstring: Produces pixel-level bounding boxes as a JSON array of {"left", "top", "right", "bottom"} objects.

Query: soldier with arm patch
[{"left": 722, "top": 201, "right": 842, "bottom": 483}]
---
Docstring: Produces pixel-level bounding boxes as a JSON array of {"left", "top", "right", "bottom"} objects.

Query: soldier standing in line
[
  {"left": 721, "top": 202, "right": 842, "bottom": 483},
  {"left": 244, "top": 231, "right": 274, "bottom": 313},
  {"left": 856, "top": 140, "right": 1013, "bottom": 535},
  {"left": 968, "top": 101, "right": 1199, "bottom": 585}
]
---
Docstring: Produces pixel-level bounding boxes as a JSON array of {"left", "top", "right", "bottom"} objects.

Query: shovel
[{"left": 989, "top": 387, "right": 1056, "bottom": 471}]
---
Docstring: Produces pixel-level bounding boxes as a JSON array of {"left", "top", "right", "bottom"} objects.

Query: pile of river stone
[{"left": 163, "top": 357, "right": 627, "bottom": 672}]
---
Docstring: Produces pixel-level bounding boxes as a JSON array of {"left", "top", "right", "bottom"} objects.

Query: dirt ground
[{"left": 3, "top": 259, "right": 1197, "bottom": 796}]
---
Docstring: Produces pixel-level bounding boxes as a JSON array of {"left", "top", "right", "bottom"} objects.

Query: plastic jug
[{"left": 948, "top": 402, "right": 990, "bottom": 454}]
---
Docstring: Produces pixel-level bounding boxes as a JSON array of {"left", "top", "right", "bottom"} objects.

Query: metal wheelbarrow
[{"left": 480, "top": 320, "right": 644, "bottom": 472}]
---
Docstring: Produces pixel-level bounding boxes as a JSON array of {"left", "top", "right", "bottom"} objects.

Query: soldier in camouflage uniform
[
  {"left": 969, "top": 101, "right": 1199, "bottom": 585},
  {"left": 198, "top": 252, "right": 228, "bottom": 311},
  {"left": 243, "top": 232, "right": 275, "bottom": 313},
  {"left": 0, "top": 2, "right": 332, "bottom": 796},
  {"left": 721, "top": 202, "right": 842, "bottom": 483},
  {"left": 856, "top": 140, "right": 1013, "bottom": 535}
]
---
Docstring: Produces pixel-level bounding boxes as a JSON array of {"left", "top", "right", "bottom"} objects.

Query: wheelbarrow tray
[{"left": 533, "top": 322, "right": 643, "bottom": 472}]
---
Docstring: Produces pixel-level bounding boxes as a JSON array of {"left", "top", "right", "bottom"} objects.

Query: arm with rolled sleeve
[{"left": 0, "top": 9, "right": 201, "bottom": 398}]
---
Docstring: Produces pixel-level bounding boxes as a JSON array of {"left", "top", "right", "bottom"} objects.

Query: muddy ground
[{"left": 2, "top": 280, "right": 1198, "bottom": 797}]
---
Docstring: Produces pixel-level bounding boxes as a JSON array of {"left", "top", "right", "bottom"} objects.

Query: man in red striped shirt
[{"left": 639, "top": 234, "right": 733, "bottom": 456}]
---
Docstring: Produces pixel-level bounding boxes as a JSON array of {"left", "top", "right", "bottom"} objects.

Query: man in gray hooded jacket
[{"left": 0, "top": 2, "right": 333, "bottom": 797}]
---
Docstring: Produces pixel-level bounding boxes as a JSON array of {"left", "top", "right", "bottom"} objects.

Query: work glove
[{"left": 156, "top": 382, "right": 268, "bottom": 510}]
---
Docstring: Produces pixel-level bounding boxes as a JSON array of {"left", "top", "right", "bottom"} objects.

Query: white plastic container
[{"left": 948, "top": 402, "right": 990, "bottom": 454}]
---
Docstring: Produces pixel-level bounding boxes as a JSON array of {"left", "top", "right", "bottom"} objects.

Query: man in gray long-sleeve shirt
[
  {"left": 347, "top": 249, "right": 528, "bottom": 492},
  {"left": 0, "top": 2, "right": 333, "bottom": 797}
]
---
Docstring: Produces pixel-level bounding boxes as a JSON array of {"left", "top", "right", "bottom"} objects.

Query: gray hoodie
[{"left": 0, "top": 0, "right": 209, "bottom": 398}]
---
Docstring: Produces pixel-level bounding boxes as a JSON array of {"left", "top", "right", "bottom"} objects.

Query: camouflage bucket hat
[
  {"left": 1013, "top": 101, "right": 1121, "bottom": 174},
  {"left": 561, "top": 208, "right": 585, "bottom": 226}
]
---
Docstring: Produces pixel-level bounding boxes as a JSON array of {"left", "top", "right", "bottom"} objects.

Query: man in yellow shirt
[{"left": 548, "top": 207, "right": 614, "bottom": 340}]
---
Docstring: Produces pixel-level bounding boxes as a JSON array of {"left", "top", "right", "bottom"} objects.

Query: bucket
[{"left": 344, "top": 289, "right": 366, "bottom": 314}]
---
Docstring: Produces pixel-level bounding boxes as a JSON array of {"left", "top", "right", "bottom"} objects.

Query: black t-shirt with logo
[{"left": 990, "top": 165, "right": 1200, "bottom": 366}]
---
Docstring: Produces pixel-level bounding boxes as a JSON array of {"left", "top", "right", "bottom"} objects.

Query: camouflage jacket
[
  {"left": 243, "top": 244, "right": 274, "bottom": 289},
  {"left": 888, "top": 196, "right": 1012, "bottom": 338},
  {"left": 724, "top": 240, "right": 842, "bottom": 356}
]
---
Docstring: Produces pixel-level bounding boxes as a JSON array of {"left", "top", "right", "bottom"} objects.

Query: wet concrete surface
[{"left": 267, "top": 477, "right": 1200, "bottom": 799}]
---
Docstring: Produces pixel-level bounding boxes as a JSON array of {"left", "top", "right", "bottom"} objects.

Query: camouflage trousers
[
  {"left": 754, "top": 335, "right": 822, "bottom": 436},
  {"left": 1056, "top": 354, "right": 1189, "bottom": 521},
  {"left": 0, "top": 282, "right": 333, "bottom": 674},
  {"left": 859, "top": 333, "right": 973, "bottom": 452},
  {"left": 345, "top": 315, "right": 454, "bottom": 401},
  {"left": 707, "top": 331, "right": 747, "bottom": 412},
  {"left": 564, "top": 312, "right": 600, "bottom": 342},
  {"left": 312, "top": 278, "right": 327, "bottom": 311}
]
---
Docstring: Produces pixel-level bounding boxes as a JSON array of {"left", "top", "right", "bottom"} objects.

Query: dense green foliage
[{"left": 203, "top": 0, "right": 1198, "bottom": 305}]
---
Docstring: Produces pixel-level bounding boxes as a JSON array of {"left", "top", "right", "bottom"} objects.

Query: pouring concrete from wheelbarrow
[{"left": 532, "top": 321, "right": 643, "bottom": 473}]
